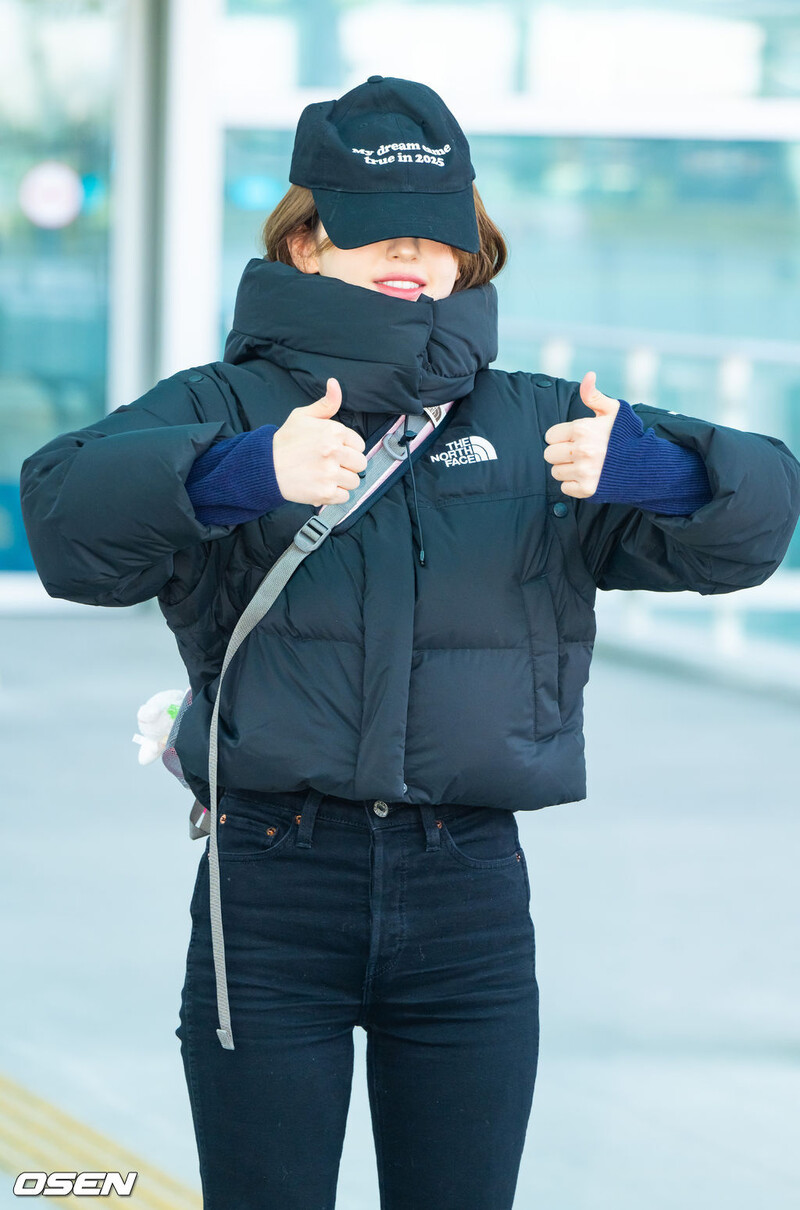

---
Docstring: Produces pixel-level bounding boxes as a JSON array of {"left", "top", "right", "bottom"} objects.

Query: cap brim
[{"left": 311, "top": 186, "right": 480, "bottom": 254}]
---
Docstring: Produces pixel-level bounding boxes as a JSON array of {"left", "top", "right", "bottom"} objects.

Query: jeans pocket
[
  {"left": 215, "top": 797, "right": 294, "bottom": 862},
  {"left": 518, "top": 845, "right": 532, "bottom": 905},
  {"left": 438, "top": 808, "right": 523, "bottom": 870}
]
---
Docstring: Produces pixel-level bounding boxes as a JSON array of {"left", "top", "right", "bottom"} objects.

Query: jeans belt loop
[
  {"left": 418, "top": 804, "right": 442, "bottom": 852},
  {"left": 295, "top": 788, "right": 324, "bottom": 849}
]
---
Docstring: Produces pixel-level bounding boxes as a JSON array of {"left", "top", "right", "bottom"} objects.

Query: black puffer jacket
[{"left": 20, "top": 260, "right": 800, "bottom": 811}]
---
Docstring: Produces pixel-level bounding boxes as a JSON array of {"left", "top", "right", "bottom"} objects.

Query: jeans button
[{"left": 373, "top": 800, "right": 389, "bottom": 817}]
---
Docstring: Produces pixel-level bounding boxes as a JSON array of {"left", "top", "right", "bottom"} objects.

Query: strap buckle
[
  {"left": 383, "top": 426, "right": 410, "bottom": 461},
  {"left": 294, "top": 515, "right": 332, "bottom": 552},
  {"left": 189, "top": 798, "right": 210, "bottom": 839}
]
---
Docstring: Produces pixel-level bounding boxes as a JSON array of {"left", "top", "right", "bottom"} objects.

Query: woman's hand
[
  {"left": 543, "top": 371, "right": 620, "bottom": 498},
  {"left": 273, "top": 378, "right": 368, "bottom": 506}
]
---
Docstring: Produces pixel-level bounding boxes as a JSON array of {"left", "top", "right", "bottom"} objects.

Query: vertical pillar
[
  {"left": 107, "top": 0, "right": 169, "bottom": 411},
  {"left": 158, "top": 0, "right": 225, "bottom": 377}
]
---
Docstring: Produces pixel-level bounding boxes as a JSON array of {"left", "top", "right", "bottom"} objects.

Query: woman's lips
[{"left": 374, "top": 280, "right": 426, "bottom": 301}]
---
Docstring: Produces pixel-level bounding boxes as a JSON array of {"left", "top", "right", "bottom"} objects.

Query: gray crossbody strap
[{"left": 207, "top": 406, "right": 449, "bottom": 1050}]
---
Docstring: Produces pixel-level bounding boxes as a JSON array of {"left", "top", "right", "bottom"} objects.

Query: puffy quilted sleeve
[
  {"left": 557, "top": 379, "right": 800, "bottom": 594},
  {"left": 19, "top": 368, "right": 239, "bottom": 607}
]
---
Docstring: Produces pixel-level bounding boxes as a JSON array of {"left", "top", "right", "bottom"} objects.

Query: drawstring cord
[{"left": 399, "top": 427, "right": 426, "bottom": 566}]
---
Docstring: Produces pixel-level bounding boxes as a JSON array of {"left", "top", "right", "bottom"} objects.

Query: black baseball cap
[{"left": 289, "top": 75, "right": 480, "bottom": 254}]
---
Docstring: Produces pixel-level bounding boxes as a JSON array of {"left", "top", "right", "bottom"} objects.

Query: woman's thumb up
[
  {"left": 303, "top": 377, "right": 342, "bottom": 418},
  {"left": 273, "top": 377, "right": 367, "bottom": 507}
]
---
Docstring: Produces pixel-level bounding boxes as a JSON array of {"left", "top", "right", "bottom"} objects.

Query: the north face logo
[{"left": 430, "top": 435, "right": 498, "bottom": 467}]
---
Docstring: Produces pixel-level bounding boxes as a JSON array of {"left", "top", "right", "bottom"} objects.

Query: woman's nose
[{"left": 387, "top": 236, "right": 420, "bottom": 252}]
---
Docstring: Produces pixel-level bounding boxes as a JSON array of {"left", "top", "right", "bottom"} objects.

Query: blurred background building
[{"left": 2, "top": 0, "right": 800, "bottom": 685}]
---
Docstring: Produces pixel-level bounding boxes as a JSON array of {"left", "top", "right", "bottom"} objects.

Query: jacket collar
[{"left": 223, "top": 259, "right": 498, "bottom": 418}]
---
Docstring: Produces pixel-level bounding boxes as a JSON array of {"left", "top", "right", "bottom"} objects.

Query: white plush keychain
[{"left": 132, "top": 688, "right": 190, "bottom": 766}]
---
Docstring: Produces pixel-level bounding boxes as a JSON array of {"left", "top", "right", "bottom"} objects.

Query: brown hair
[{"left": 260, "top": 183, "right": 507, "bottom": 291}]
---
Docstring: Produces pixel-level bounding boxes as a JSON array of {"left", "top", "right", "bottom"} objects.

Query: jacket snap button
[
  {"left": 552, "top": 502, "right": 568, "bottom": 518},
  {"left": 533, "top": 376, "right": 553, "bottom": 388},
  {"left": 186, "top": 372, "right": 204, "bottom": 382},
  {"left": 402, "top": 782, "right": 408, "bottom": 793},
  {"left": 367, "top": 74, "right": 383, "bottom": 83},
  {"left": 373, "top": 801, "right": 389, "bottom": 817}
]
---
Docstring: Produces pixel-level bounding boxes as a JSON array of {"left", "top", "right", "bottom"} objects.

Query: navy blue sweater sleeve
[
  {"left": 593, "top": 399, "right": 713, "bottom": 515},
  {"left": 184, "top": 424, "right": 287, "bottom": 524},
  {"left": 186, "top": 399, "right": 711, "bottom": 523}
]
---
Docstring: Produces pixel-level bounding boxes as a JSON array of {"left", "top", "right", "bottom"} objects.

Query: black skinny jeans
[{"left": 176, "top": 788, "right": 540, "bottom": 1209}]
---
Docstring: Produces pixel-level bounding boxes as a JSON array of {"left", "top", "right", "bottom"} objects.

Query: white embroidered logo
[
  {"left": 351, "top": 142, "right": 452, "bottom": 168},
  {"left": 430, "top": 436, "right": 498, "bottom": 467}
]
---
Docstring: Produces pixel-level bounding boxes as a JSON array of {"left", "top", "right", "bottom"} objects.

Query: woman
[{"left": 20, "top": 76, "right": 800, "bottom": 1210}]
